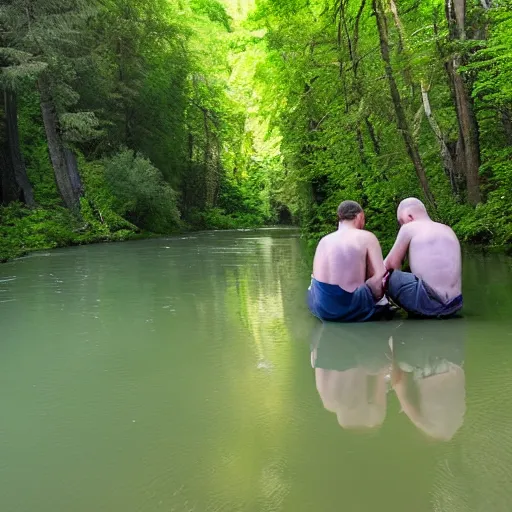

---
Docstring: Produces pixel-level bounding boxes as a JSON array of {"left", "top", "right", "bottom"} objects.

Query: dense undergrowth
[{"left": 0, "top": 147, "right": 277, "bottom": 262}]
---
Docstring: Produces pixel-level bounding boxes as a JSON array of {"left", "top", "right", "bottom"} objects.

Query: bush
[
  {"left": 0, "top": 150, "right": 184, "bottom": 262},
  {"left": 79, "top": 158, "right": 139, "bottom": 236},
  {"left": 187, "top": 207, "right": 266, "bottom": 230},
  {"left": 103, "top": 149, "right": 181, "bottom": 233},
  {"left": 0, "top": 203, "right": 76, "bottom": 261}
]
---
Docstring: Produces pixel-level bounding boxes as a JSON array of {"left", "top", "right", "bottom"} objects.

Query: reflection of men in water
[
  {"left": 311, "top": 320, "right": 466, "bottom": 439},
  {"left": 384, "top": 198, "right": 463, "bottom": 317},
  {"left": 308, "top": 201, "right": 387, "bottom": 322},
  {"left": 311, "top": 322, "right": 391, "bottom": 430},
  {"left": 390, "top": 320, "right": 466, "bottom": 441}
]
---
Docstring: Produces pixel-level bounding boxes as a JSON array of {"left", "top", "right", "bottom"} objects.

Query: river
[{"left": 1, "top": 228, "right": 512, "bottom": 512}]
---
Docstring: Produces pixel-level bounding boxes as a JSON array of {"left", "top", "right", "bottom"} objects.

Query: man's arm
[
  {"left": 365, "top": 233, "right": 386, "bottom": 299},
  {"left": 384, "top": 225, "right": 412, "bottom": 270}
]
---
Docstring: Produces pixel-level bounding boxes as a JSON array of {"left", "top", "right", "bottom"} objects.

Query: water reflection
[
  {"left": 311, "top": 323, "right": 391, "bottom": 430},
  {"left": 311, "top": 320, "right": 466, "bottom": 439},
  {"left": 391, "top": 320, "right": 466, "bottom": 441}
]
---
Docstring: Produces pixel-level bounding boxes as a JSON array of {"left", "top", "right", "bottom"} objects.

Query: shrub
[
  {"left": 103, "top": 149, "right": 181, "bottom": 233},
  {"left": 0, "top": 203, "right": 76, "bottom": 261},
  {"left": 186, "top": 207, "right": 266, "bottom": 230}
]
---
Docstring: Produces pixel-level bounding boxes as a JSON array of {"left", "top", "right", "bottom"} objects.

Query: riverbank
[
  {"left": 0, "top": 203, "right": 280, "bottom": 263},
  {"left": 2, "top": 202, "right": 509, "bottom": 264},
  {"left": 0, "top": 202, "right": 138, "bottom": 263}
]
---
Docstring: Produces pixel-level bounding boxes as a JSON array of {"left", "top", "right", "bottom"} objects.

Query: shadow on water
[{"left": 311, "top": 319, "right": 466, "bottom": 440}]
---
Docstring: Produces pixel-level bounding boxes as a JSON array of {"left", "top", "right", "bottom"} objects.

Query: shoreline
[
  {"left": 0, "top": 225, "right": 300, "bottom": 264},
  {"left": 1, "top": 224, "right": 509, "bottom": 265},
  {"left": 2, "top": 235, "right": 509, "bottom": 265}
]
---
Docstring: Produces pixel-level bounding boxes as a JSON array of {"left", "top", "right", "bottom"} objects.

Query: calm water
[{"left": 1, "top": 229, "right": 512, "bottom": 512}]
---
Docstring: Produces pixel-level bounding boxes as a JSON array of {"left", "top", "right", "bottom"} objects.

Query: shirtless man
[
  {"left": 384, "top": 197, "right": 462, "bottom": 317},
  {"left": 307, "top": 200, "right": 387, "bottom": 322}
]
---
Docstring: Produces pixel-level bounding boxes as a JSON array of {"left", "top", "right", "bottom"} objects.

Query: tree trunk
[
  {"left": 389, "top": 0, "right": 415, "bottom": 95},
  {"left": 203, "top": 110, "right": 211, "bottom": 208},
  {"left": 449, "top": 0, "right": 467, "bottom": 39},
  {"left": 182, "top": 131, "right": 194, "bottom": 208},
  {"left": 202, "top": 109, "right": 220, "bottom": 209},
  {"left": 338, "top": 0, "right": 381, "bottom": 173},
  {"left": 212, "top": 134, "right": 221, "bottom": 206},
  {"left": 373, "top": 0, "right": 435, "bottom": 207},
  {"left": 352, "top": 0, "right": 366, "bottom": 78},
  {"left": 445, "top": 0, "right": 482, "bottom": 205},
  {"left": 389, "top": 0, "right": 405, "bottom": 50},
  {"left": 38, "top": 75, "right": 82, "bottom": 211},
  {"left": 445, "top": 59, "right": 481, "bottom": 204},
  {"left": 0, "top": 137, "right": 19, "bottom": 205},
  {"left": 421, "top": 83, "right": 461, "bottom": 195},
  {"left": 365, "top": 116, "right": 381, "bottom": 155},
  {"left": 4, "top": 90, "right": 35, "bottom": 206}
]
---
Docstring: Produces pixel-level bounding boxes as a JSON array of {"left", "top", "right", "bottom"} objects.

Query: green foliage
[
  {"left": 0, "top": 199, "right": 142, "bottom": 262},
  {"left": 253, "top": 0, "right": 512, "bottom": 251},
  {"left": 0, "top": 203, "right": 74, "bottom": 261},
  {"left": 190, "top": 0, "right": 232, "bottom": 31},
  {"left": 3, "top": 0, "right": 511, "bottom": 264},
  {"left": 1, "top": 0, "right": 276, "bottom": 262},
  {"left": 103, "top": 149, "right": 181, "bottom": 233},
  {"left": 188, "top": 207, "right": 265, "bottom": 230}
]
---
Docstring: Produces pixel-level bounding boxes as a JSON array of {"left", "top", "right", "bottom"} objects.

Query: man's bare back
[
  {"left": 385, "top": 199, "right": 461, "bottom": 301},
  {"left": 408, "top": 221, "right": 461, "bottom": 300},
  {"left": 313, "top": 222, "right": 387, "bottom": 300},
  {"left": 313, "top": 228, "right": 381, "bottom": 293}
]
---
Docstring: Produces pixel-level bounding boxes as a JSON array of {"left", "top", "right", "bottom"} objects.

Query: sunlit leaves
[{"left": 252, "top": 0, "right": 512, "bottom": 245}]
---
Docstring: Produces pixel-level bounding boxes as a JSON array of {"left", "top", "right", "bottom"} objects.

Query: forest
[{"left": 1, "top": 0, "right": 511, "bottom": 261}]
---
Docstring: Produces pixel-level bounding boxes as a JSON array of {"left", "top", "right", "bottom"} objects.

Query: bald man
[
  {"left": 384, "top": 198, "right": 463, "bottom": 317},
  {"left": 308, "top": 200, "right": 388, "bottom": 322}
]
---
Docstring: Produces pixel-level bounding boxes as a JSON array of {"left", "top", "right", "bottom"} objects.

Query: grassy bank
[
  {"left": 0, "top": 203, "right": 276, "bottom": 263},
  {"left": 3, "top": 196, "right": 509, "bottom": 264}
]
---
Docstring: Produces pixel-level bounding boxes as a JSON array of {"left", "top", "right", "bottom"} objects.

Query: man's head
[
  {"left": 397, "top": 197, "right": 429, "bottom": 226},
  {"left": 337, "top": 200, "right": 365, "bottom": 229}
]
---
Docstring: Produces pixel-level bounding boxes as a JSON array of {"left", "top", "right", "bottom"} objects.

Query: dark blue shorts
[
  {"left": 307, "top": 278, "right": 380, "bottom": 322},
  {"left": 387, "top": 270, "right": 462, "bottom": 318}
]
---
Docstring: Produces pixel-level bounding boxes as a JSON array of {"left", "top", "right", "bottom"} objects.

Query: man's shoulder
[
  {"left": 435, "top": 221, "right": 460, "bottom": 243},
  {"left": 316, "top": 231, "right": 339, "bottom": 249},
  {"left": 399, "top": 222, "right": 419, "bottom": 236},
  {"left": 425, "top": 221, "right": 459, "bottom": 239},
  {"left": 319, "top": 231, "right": 338, "bottom": 243},
  {"left": 359, "top": 229, "right": 380, "bottom": 243},
  {"left": 433, "top": 220, "right": 456, "bottom": 232},
  {"left": 411, "top": 220, "right": 459, "bottom": 242}
]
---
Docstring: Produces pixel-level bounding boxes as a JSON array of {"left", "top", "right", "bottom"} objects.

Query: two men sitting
[{"left": 308, "top": 198, "right": 463, "bottom": 322}]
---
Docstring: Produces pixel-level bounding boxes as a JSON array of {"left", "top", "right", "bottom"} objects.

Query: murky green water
[{"left": 1, "top": 229, "right": 512, "bottom": 512}]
